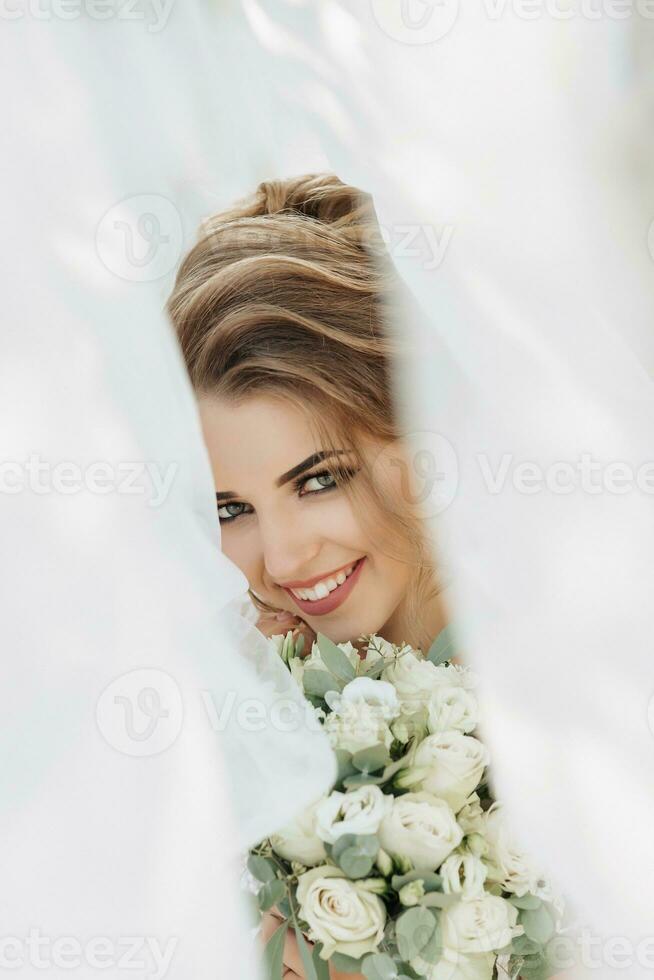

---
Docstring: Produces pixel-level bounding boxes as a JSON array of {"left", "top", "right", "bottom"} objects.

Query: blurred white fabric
[
  {"left": 238, "top": 2, "right": 654, "bottom": 977},
  {"left": 0, "top": 4, "right": 335, "bottom": 978}
]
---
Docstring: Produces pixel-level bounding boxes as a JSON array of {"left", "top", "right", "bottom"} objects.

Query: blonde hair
[{"left": 168, "top": 173, "right": 440, "bottom": 650}]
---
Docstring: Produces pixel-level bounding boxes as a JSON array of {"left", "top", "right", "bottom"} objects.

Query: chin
[{"left": 309, "top": 610, "right": 390, "bottom": 646}]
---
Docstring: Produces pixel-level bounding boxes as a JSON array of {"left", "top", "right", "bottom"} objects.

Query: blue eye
[
  {"left": 217, "top": 501, "right": 252, "bottom": 523},
  {"left": 298, "top": 471, "right": 337, "bottom": 494}
]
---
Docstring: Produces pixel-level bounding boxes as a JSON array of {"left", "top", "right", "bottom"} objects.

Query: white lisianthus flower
[
  {"left": 366, "top": 635, "right": 413, "bottom": 661},
  {"left": 289, "top": 654, "right": 305, "bottom": 690},
  {"left": 324, "top": 700, "right": 393, "bottom": 754},
  {"left": 440, "top": 893, "right": 523, "bottom": 954},
  {"left": 382, "top": 654, "right": 463, "bottom": 714},
  {"left": 411, "top": 732, "right": 489, "bottom": 813},
  {"left": 456, "top": 793, "right": 486, "bottom": 836},
  {"left": 483, "top": 803, "right": 542, "bottom": 897},
  {"left": 378, "top": 792, "right": 463, "bottom": 871},
  {"left": 441, "top": 850, "right": 488, "bottom": 899},
  {"left": 315, "top": 785, "right": 393, "bottom": 843},
  {"left": 392, "top": 708, "right": 428, "bottom": 745},
  {"left": 329, "top": 677, "right": 400, "bottom": 722},
  {"left": 427, "top": 685, "right": 478, "bottom": 735},
  {"left": 296, "top": 865, "right": 386, "bottom": 961},
  {"left": 270, "top": 797, "right": 328, "bottom": 867}
]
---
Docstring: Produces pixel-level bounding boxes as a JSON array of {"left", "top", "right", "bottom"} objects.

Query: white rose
[
  {"left": 378, "top": 791, "right": 463, "bottom": 871},
  {"left": 441, "top": 851, "right": 488, "bottom": 899},
  {"left": 383, "top": 654, "right": 463, "bottom": 714},
  {"left": 427, "top": 685, "right": 478, "bottom": 735},
  {"left": 440, "top": 893, "right": 522, "bottom": 954},
  {"left": 411, "top": 732, "right": 489, "bottom": 813},
  {"left": 323, "top": 700, "right": 393, "bottom": 754},
  {"left": 483, "top": 803, "right": 542, "bottom": 897},
  {"left": 456, "top": 793, "right": 485, "bottom": 836},
  {"left": 270, "top": 798, "right": 328, "bottom": 867},
  {"left": 296, "top": 865, "right": 386, "bottom": 961},
  {"left": 328, "top": 677, "right": 400, "bottom": 722},
  {"left": 316, "top": 785, "right": 393, "bottom": 843}
]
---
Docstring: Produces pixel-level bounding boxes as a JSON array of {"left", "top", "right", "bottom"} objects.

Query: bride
[{"left": 168, "top": 174, "right": 453, "bottom": 979}]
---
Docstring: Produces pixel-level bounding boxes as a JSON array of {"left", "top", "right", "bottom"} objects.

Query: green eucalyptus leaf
[
  {"left": 303, "top": 668, "right": 341, "bottom": 698},
  {"left": 294, "top": 633, "right": 305, "bottom": 657},
  {"left": 420, "top": 892, "right": 459, "bottom": 909},
  {"left": 416, "top": 911, "right": 442, "bottom": 965},
  {"left": 257, "top": 879, "right": 286, "bottom": 912},
  {"left": 392, "top": 871, "right": 442, "bottom": 893},
  {"left": 330, "top": 952, "right": 365, "bottom": 973},
  {"left": 247, "top": 855, "right": 276, "bottom": 884},
  {"left": 352, "top": 744, "right": 391, "bottom": 774},
  {"left": 362, "top": 658, "right": 387, "bottom": 679},
  {"left": 316, "top": 633, "right": 357, "bottom": 682},
  {"left": 311, "top": 945, "right": 331, "bottom": 980},
  {"left": 276, "top": 896, "right": 291, "bottom": 919},
  {"left": 521, "top": 904, "right": 556, "bottom": 944},
  {"left": 264, "top": 920, "right": 288, "bottom": 980},
  {"left": 343, "top": 773, "right": 386, "bottom": 789},
  {"left": 331, "top": 833, "right": 358, "bottom": 861},
  {"left": 338, "top": 847, "right": 375, "bottom": 879},
  {"left": 361, "top": 952, "right": 399, "bottom": 980},
  {"left": 512, "top": 934, "right": 542, "bottom": 957},
  {"left": 396, "top": 906, "right": 437, "bottom": 961},
  {"left": 332, "top": 834, "right": 379, "bottom": 860},
  {"left": 294, "top": 925, "right": 318, "bottom": 980},
  {"left": 508, "top": 892, "right": 542, "bottom": 910},
  {"left": 335, "top": 750, "right": 357, "bottom": 782},
  {"left": 426, "top": 623, "right": 457, "bottom": 666}
]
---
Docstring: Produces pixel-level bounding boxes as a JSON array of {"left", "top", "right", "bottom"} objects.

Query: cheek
[{"left": 323, "top": 494, "right": 370, "bottom": 547}]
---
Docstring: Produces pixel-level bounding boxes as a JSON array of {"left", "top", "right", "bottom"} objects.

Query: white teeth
[{"left": 290, "top": 561, "right": 359, "bottom": 602}]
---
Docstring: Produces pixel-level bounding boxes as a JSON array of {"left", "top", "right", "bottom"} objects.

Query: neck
[{"left": 380, "top": 586, "right": 450, "bottom": 652}]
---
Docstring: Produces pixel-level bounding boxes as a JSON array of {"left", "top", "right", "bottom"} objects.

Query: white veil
[
  {"left": 0, "top": 6, "right": 335, "bottom": 978},
  {"left": 238, "top": 3, "right": 654, "bottom": 975}
]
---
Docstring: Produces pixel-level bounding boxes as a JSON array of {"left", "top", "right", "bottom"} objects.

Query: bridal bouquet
[{"left": 248, "top": 629, "right": 565, "bottom": 980}]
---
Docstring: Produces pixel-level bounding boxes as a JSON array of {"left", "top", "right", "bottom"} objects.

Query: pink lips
[{"left": 283, "top": 557, "right": 366, "bottom": 616}]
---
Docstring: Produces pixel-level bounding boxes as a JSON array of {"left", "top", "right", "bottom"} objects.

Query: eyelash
[{"left": 216, "top": 467, "right": 358, "bottom": 524}]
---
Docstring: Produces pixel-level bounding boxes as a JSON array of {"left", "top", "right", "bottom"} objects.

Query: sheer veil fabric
[
  {"left": 238, "top": 3, "right": 654, "bottom": 976},
  {"left": 0, "top": 7, "right": 335, "bottom": 979}
]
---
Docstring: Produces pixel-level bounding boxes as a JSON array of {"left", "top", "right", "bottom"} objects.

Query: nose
[{"left": 258, "top": 513, "right": 321, "bottom": 588}]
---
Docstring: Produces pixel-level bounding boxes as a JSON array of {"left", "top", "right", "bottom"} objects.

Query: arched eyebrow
[
  {"left": 275, "top": 450, "right": 349, "bottom": 488},
  {"left": 215, "top": 450, "right": 349, "bottom": 502}
]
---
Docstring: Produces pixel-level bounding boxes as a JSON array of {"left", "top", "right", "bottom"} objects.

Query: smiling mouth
[{"left": 282, "top": 557, "right": 366, "bottom": 617}]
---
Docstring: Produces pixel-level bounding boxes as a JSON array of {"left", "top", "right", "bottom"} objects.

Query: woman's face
[{"left": 198, "top": 393, "right": 412, "bottom": 643}]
